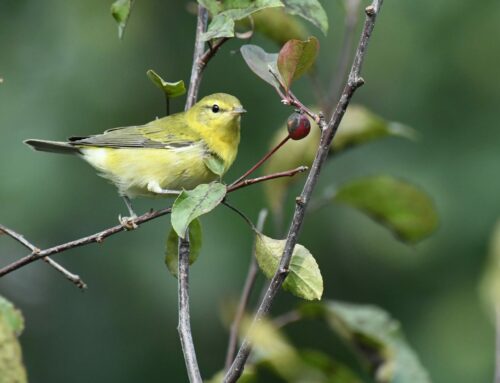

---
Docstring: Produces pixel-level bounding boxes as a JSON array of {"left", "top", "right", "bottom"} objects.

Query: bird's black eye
[{"left": 211, "top": 104, "right": 220, "bottom": 113}]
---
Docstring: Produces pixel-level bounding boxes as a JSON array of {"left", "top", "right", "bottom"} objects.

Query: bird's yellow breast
[{"left": 80, "top": 144, "right": 217, "bottom": 198}]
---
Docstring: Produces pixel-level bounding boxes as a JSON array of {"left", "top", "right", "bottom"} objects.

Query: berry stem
[{"left": 230, "top": 135, "right": 290, "bottom": 187}]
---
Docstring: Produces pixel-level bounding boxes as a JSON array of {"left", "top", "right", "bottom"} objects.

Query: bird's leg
[
  {"left": 147, "top": 181, "right": 182, "bottom": 196},
  {"left": 119, "top": 196, "right": 138, "bottom": 230}
]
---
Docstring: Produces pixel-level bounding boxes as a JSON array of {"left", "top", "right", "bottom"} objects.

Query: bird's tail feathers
[{"left": 24, "top": 139, "right": 80, "bottom": 155}]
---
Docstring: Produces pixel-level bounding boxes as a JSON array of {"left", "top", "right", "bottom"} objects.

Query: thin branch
[
  {"left": 177, "top": 4, "right": 210, "bottom": 382},
  {"left": 199, "top": 37, "right": 230, "bottom": 69},
  {"left": 178, "top": 232, "right": 202, "bottom": 383},
  {"left": 327, "top": 0, "right": 362, "bottom": 115},
  {"left": 228, "top": 166, "right": 308, "bottom": 192},
  {"left": 0, "top": 207, "right": 172, "bottom": 277},
  {"left": 185, "top": 5, "right": 209, "bottom": 110},
  {"left": 273, "top": 310, "right": 301, "bottom": 328},
  {"left": 224, "top": 2, "right": 385, "bottom": 381},
  {"left": 0, "top": 167, "right": 306, "bottom": 278},
  {"left": 0, "top": 224, "right": 87, "bottom": 289},
  {"left": 225, "top": 209, "right": 268, "bottom": 371}
]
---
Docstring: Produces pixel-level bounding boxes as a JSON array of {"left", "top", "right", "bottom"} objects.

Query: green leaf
[
  {"left": 247, "top": 8, "right": 308, "bottom": 45},
  {"left": 0, "top": 295, "right": 27, "bottom": 383},
  {"left": 199, "top": 0, "right": 284, "bottom": 41},
  {"left": 334, "top": 176, "right": 438, "bottom": 244},
  {"left": 301, "top": 301, "right": 431, "bottom": 383},
  {"left": 240, "top": 45, "right": 283, "bottom": 90},
  {"left": 165, "top": 219, "right": 202, "bottom": 277},
  {"left": 282, "top": 0, "right": 329, "bottom": 35},
  {"left": 203, "top": 152, "right": 226, "bottom": 177},
  {"left": 171, "top": 182, "right": 226, "bottom": 238},
  {"left": 110, "top": 0, "right": 135, "bottom": 39},
  {"left": 146, "top": 70, "right": 186, "bottom": 98},
  {"left": 332, "top": 105, "right": 417, "bottom": 153},
  {"left": 277, "top": 37, "right": 319, "bottom": 91},
  {"left": 479, "top": 220, "right": 500, "bottom": 318},
  {"left": 254, "top": 233, "right": 323, "bottom": 300}
]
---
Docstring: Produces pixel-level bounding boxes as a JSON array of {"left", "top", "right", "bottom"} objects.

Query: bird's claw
[{"left": 119, "top": 215, "right": 138, "bottom": 230}]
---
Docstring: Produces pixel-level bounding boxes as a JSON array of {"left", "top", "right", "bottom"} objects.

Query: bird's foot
[{"left": 119, "top": 214, "right": 138, "bottom": 230}]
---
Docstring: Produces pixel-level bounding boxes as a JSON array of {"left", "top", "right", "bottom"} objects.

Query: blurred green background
[{"left": 1, "top": 0, "right": 499, "bottom": 381}]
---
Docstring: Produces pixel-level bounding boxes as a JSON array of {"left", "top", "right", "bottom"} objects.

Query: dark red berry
[{"left": 287, "top": 112, "right": 311, "bottom": 140}]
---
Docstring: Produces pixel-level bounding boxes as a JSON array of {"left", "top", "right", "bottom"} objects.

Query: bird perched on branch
[{"left": 25, "top": 93, "right": 245, "bottom": 226}]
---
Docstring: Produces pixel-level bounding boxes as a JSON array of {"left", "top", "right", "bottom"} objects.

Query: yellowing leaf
[
  {"left": 0, "top": 295, "right": 27, "bottom": 383},
  {"left": 171, "top": 182, "right": 226, "bottom": 238},
  {"left": 277, "top": 37, "right": 319, "bottom": 91},
  {"left": 334, "top": 176, "right": 438, "bottom": 244},
  {"left": 255, "top": 233, "right": 323, "bottom": 300},
  {"left": 165, "top": 219, "right": 202, "bottom": 278}
]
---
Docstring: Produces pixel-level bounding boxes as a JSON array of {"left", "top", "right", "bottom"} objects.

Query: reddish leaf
[{"left": 277, "top": 37, "right": 319, "bottom": 91}]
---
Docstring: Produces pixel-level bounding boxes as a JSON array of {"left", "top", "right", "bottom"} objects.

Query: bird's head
[{"left": 188, "top": 93, "right": 246, "bottom": 133}]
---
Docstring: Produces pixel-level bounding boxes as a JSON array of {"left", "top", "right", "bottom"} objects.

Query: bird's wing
[{"left": 69, "top": 114, "right": 202, "bottom": 149}]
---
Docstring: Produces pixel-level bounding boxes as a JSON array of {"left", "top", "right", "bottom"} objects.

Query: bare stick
[
  {"left": 0, "top": 224, "right": 87, "bottom": 289},
  {"left": 228, "top": 166, "right": 308, "bottom": 192},
  {"left": 178, "top": 232, "right": 202, "bottom": 383},
  {"left": 0, "top": 207, "right": 172, "bottom": 277},
  {"left": 177, "top": 4, "right": 210, "bottom": 381},
  {"left": 224, "top": 209, "right": 268, "bottom": 370},
  {"left": 185, "top": 5, "right": 209, "bottom": 110},
  {"left": 0, "top": 167, "right": 306, "bottom": 277},
  {"left": 224, "top": 2, "right": 385, "bottom": 381},
  {"left": 327, "top": 0, "right": 362, "bottom": 114}
]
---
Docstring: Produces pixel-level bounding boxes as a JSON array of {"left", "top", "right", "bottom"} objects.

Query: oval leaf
[
  {"left": 165, "top": 219, "right": 202, "bottom": 277},
  {"left": 334, "top": 175, "right": 438, "bottom": 244},
  {"left": 241, "top": 45, "right": 283, "bottom": 90},
  {"left": 146, "top": 70, "right": 186, "bottom": 98},
  {"left": 110, "top": 0, "right": 135, "bottom": 39},
  {"left": 282, "top": 0, "right": 329, "bottom": 35},
  {"left": 277, "top": 37, "right": 319, "bottom": 91},
  {"left": 301, "top": 301, "right": 431, "bottom": 383},
  {"left": 0, "top": 295, "right": 27, "bottom": 383},
  {"left": 255, "top": 233, "right": 323, "bottom": 300},
  {"left": 332, "top": 105, "right": 417, "bottom": 153},
  {"left": 171, "top": 182, "right": 226, "bottom": 238}
]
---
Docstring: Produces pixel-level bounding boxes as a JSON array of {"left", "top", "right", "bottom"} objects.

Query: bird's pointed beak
[{"left": 232, "top": 106, "right": 247, "bottom": 114}]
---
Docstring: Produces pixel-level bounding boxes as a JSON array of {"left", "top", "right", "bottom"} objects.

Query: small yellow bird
[{"left": 25, "top": 93, "right": 245, "bottom": 223}]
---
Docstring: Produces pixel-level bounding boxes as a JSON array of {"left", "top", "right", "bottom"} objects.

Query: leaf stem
[{"left": 221, "top": 201, "right": 257, "bottom": 232}]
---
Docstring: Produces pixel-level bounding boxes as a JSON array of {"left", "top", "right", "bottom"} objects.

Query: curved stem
[{"left": 230, "top": 135, "right": 290, "bottom": 187}]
